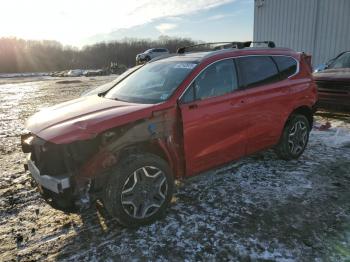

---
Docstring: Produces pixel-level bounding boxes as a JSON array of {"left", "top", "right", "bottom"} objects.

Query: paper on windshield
[{"left": 173, "top": 63, "right": 197, "bottom": 69}]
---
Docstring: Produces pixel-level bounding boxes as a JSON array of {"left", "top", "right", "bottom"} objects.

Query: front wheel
[
  {"left": 103, "top": 153, "right": 174, "bottom": 227},
  {"left": 275, "top": 114, "right": 310, "bottom": 160}
]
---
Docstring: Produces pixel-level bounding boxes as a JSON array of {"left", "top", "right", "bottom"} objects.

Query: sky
[{"left": 0, "top": 0, "right": 254, "bottom": 47}]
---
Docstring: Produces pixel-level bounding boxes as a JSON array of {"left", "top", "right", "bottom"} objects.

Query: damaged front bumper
[{"left": 25, "top": 153, "right": 71, "bottom": 194}]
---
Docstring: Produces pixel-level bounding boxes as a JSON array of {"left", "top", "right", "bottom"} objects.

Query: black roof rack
[
  {"left": 176, "top": 41, "right": 275, "bottom": 54},
  {"left": 246, "top": 41, "right": 276, "bottom": 48}
]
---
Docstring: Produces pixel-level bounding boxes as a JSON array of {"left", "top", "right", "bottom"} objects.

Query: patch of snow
[
  {"left": 0, "top": 72, "right": 49, "bottom": 78},
  {"left": 312, "top": 127, "right": 350, "bottom": 148}
]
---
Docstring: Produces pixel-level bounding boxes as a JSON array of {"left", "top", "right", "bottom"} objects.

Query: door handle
[
  {"left": 188, "top": 104, "right": 198, "bottom": 110},
  {"left": 230, "top": 100, "right": 245, "bottom": 107}
]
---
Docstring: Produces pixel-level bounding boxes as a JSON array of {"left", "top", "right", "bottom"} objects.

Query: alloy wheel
[
  {"left": 121, "top": 166, "right": 168, "bottom": 219},
  {"left": 288, "top": 120, "right": 308, "bottom": 155}
]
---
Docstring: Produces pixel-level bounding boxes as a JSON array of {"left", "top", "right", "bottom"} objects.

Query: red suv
[{"left": 21, "top": 41, "right": 317, "bottom": 227}]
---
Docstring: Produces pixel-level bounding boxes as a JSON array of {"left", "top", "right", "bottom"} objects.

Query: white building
[{"left": 253, "top": 0, "right": 350, "bottom": 66}]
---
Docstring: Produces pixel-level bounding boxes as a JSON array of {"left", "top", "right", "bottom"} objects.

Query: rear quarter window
[
  {"left": 236, "top": 56, "right": 280, "bottom": 88},
  {"left": 272, "top": 56, "right": 298, "bottom": 79}
]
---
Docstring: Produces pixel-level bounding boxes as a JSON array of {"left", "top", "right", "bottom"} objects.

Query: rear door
[
  {"left": 179, "top": 59, "right": 248, "bottom": 175},
  {"left": 235, "top": 55, "right": 297, "bottom": 154}
]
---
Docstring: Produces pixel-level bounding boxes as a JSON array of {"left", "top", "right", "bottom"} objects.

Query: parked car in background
[
  {"left": 84, "top": 69, "right": 108, "bottom": 77},
  {"left": 136, "top": 48, "right": 169, "bottom": 64},
  {"left": 22, "top": 41, "right": 317, "bottom": 227},
  {"left": 50, "top": 70, "right": 68, "bottom": 77},
  {"left": 313, "top": 51, "right": 350, "bottom": 109},
  {"left": 67, "top": 69, "right": 84, "bottom": 77}
]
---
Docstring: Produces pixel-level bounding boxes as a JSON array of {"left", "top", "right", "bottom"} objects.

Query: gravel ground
[{"left": 0, "top": 76, "right": 349, "bottom": 261}]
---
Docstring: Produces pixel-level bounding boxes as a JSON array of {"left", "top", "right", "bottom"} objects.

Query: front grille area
[
  {"left": 316, "top": 80, "right": 350, "bottom": 94},
  {"left": 30, "top": 136, "right": 71, "bottom": 176},
  {"left": 29, "top": 136, "right": 99, "bottom": 177}
]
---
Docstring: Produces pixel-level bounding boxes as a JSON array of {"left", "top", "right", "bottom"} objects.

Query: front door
[{"left": 179, "top": 59, "right": 248, "bottom": 175}]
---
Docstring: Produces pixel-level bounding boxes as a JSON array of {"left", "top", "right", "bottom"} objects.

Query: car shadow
[{"left": 53, "top": 154, "right": 350, "bottom": 261}]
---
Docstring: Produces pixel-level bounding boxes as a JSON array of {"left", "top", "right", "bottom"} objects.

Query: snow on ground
[
  {"left": 0, "top": 72, "right": 50, "bottom": 78},
  {"left": 0, "top": 76, "right": 349, "bottom": 261}
]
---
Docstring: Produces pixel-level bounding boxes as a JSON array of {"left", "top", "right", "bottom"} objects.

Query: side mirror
[{"left": 313, "top": 63, "right": 327, "bottom": 73}]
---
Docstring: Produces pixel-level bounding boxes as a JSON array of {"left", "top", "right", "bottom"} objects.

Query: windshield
[
  {"left": 105, "top": 61, "right": 197, "bottom": 103},
  {"left": 81, "top": 65, "right": 142, "bottom": 97},
  {"left": 328, "top": 52, "right": 350, "bottom": 69}
]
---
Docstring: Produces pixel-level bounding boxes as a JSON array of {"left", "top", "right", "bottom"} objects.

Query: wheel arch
[
  {"left": 119, "top": 141, "right": 168, "bottom": 163},
  {"left": 117, "top": 139, "right": 182, "bottom": 178},
  {"left": 277, "top": 105, "right": 313, "bottom": 144},
  {"left": 284, "top": 105, "right": 313, "bottom": 130},
  {"left": 289, "top": 106, "right": 313, "bottom": 128},
  {"left": 90, "top": 140, "right": 177, "bottom": 196}
]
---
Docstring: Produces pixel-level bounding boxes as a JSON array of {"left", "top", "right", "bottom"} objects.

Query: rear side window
[
  {"left": 236, "top": 56, "right": 280, "bottom": 88},
  {"left": 273, "top": 56, "right": 297, "bottom": 79}
]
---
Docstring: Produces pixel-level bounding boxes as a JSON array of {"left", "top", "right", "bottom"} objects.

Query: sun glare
[
  {"left": 0, "top": 0, "right": 235, "bottom": 46},
  {"left": 0, "top": 0, "right": 150, "bottom": 45}
]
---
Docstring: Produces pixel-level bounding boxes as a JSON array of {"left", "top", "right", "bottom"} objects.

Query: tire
[
  {"left": 145, "top": 56, "right": 151, "bottom": 62},
  {"left": 275, "top": 114, "right": 310, "bottom": 160},
  {"left": 103, "top": 153, "right": 174, "bottom": 227}
]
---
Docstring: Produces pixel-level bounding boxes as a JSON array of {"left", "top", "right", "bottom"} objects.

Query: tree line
[{"left": 0, "top": 36, "right": 198, "bottom": 73}]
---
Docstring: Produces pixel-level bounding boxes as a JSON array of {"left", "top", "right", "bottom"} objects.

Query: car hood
[
  {"left": 313, "top": 68, "right": 350, "bottom": 81},
  {"left": 26, "top": 95, "right": 154, "bottom": 144}
]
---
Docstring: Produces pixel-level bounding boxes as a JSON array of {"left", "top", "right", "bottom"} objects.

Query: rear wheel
[
  {"left": 275, "top": 114, "right": 310, "bottom": 160},
  {"left": 103, "top": 153, "right": 174, "bottom": 227}
]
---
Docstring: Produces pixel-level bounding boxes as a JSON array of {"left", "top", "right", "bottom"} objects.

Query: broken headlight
[{"left": 21, "top": 133, "right": 34, "bottom": 153}]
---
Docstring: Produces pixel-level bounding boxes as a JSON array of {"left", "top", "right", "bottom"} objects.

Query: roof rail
[
  {"left": 247, "top": 41, "right": 276, "bottom": 48},
  {"left": 176, "top": 41, "right": 275, "bottom": 54}
]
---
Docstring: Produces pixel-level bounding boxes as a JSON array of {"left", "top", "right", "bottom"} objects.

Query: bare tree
[{"left": 0, "top": 36, "right": 198, "bottom": 73}]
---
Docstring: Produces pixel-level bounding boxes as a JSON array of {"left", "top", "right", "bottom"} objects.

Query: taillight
[{"left": 301, "top": 52, "right": 312, "bottom": 72}]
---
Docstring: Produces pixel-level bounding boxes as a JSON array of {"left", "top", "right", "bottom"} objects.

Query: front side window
[
  {"left": 183, "top": 59, "right": 238, "bottom": 102},
  {"left": 236, "top": 56, "right": 280, "bottom": 88},
  {"left": 328, "top": 52, "right": 350, "bottom": 69},
  {"left": 273, "top": 56, "right": 297, "bottom": 79},
  {"left": 105, "top": 61, "right": 197, "bottom": 103}
]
